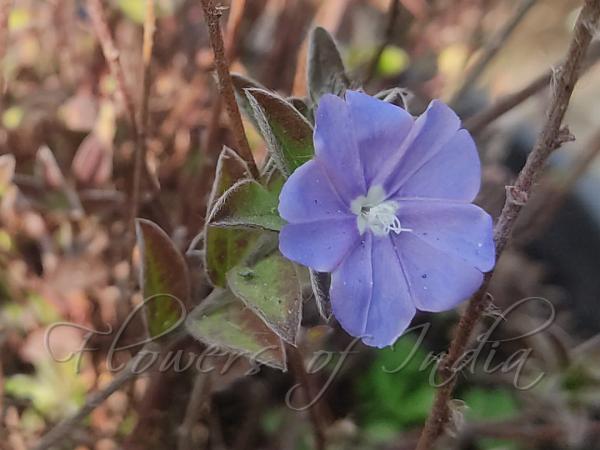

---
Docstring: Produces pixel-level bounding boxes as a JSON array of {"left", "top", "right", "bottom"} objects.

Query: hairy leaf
[
  {"left": 310, "top": 270, "right": 331, "bottom": 321},
  {"left": 245, "top": 88, "right": 314, "bottom": 176},
  {"left": 307, "top": 27, "right": 349, "bottom": 104},
  {"left": 205, "top": 227, "right": 261, "bottom": 288},
  {"left": 227, "top": 250, "right": 302, "bottom": 344},
  {"left": 136, "top": 219, "right": 190, "bottom": 338},
  {"left": 186, "top": 288, "right": 287, "bottom": 370},
  {"left": 205, "top": 146, "right": 256, "bottom": 287},
  {"left": 207, "top": 146, "right": 252, "bottom": 211},
  {"left": 209, "top": 179, "right": 284, "bottom": 231}
]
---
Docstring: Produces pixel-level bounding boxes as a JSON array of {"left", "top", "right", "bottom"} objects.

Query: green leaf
[
  {"left": 463, "top": 388, "right": 520, "bottom": 450},
  {"left": 357, "top": 335, "right": 435, "bottom": 429},
  {"left": 136, "top": 219, "right": 190, "bottom": 337},
  {"left": 463, "top": 388, "right": 518, "bottom": 421},
  {"left": 307, "top": 27, "right": 349, "bottom": 104},
  {"left": 227, "top": 250, "right": 302, "bottom": 344},
  {"left": 185, "top": 288, "right": 287, "bottom": 370},
  {"left": 209, "top": 179, "right": 284, "bottom": 231},
  {"left": 204, "top": 147, "right": 257, "bottom": 287},
  {"left": 205, "top": 228, "right": 262, "bottom": 288},
  {"left": 207, "top": 146, "right": 252, "bottom": 211},
  {"left": 5, "top": 359, "right": 86, "bottom": 421},
  {"left": 245, "top": 88, "right": 314, "bottom": 176}
]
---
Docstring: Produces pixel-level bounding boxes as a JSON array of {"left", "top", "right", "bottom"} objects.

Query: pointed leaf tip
[
  {"left": 186, "top": 288, "right": 287, "bottom": 370},
  {"left": 227, "top": 251, "right": 302, "bottom": 344},
  {"left": 307, "top": 27, "right": 349, "bottom": 104},
  {"left": 245, "top": 88, "right": 314, "bottom": 176},
  {"left": 209, "top": 179, "right": 284, "bottom": 231},
  {"left": 136, "top": 219, "right": 191, "bottom": 337}
]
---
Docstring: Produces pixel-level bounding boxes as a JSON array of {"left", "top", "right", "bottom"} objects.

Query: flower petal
[
  {"left": 278, "top": 159, "right": 350, "bottom": 223},
  {"left": 345, "top": 90, "right": 413, "bottom": 186},
  {"left": 364, "top": 236, "right": 416, "bottom": 347},
  {"left": 393, "top": 233, "right": 484, "bottom": 312},
  {"left": 377, "top": 100, "right": 461, "bottom": 196},
  {"left": 314, "top": 94, "right": 367, "bottom": 201},
  {"left": 279, "top": 218, "right": 359, "bottom": 272},
  {"left": 398, "top": 200, "right": 495, "bottom": 272},
  {"left": 330, "top": 235, "right": 415, "bottom": 348},
  {"left": 395, "top": 129, "right": 480, "bottom": 201}
]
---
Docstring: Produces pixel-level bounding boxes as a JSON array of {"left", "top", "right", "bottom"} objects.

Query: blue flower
[{"left": 278, "top": 91, "right": 495, "bottom": 348}]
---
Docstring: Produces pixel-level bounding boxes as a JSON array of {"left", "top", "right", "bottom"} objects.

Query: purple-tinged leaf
[
  {"left": 245, "top": 88, "right": 314, "bottom": 176},
  {"left": 307, "top": 27, "right": 349, "bottom": 104},
  {"left": 136, "top": 219, "right": 191, "bottom": 338}
]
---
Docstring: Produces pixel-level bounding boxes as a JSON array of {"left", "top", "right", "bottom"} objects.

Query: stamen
[
  {"left": 352, "top": 186, "right": 412, "bottom": 236},
  {"left": 363, "top": 203, "right": 403, "bottom": 235}
]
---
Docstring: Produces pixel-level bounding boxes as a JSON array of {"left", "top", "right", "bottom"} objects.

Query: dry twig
[
  {"left": 451, "top": 0, "right": 537, "bottom": 105},
  {"left": 200, "top": 0, "right": 258, "bottom": 178},
  {"left": 464, "top": 41, "right": 600, "bottom": 134},
  {"left": 129, "top": 0, "right": 157, "bottom": 230},
  {"left": 416, "top": 2, "right": 600, "bottom": 449},
  {"left": 287, "top": 345, "right": 327, "bottom": 450}
]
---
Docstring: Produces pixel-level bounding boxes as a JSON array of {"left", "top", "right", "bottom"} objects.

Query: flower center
[{"left": 351, "top": 186, "right": 410, "bottom": 236}]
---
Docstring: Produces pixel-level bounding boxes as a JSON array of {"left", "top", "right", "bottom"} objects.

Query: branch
[
  {"left": 199, "top": 0, "right": 258, "bottom": 178},
  {"left": 464, "top": 40, "right": 600, "bottom": 134},
  {"left": 201, "top": 0, "right": 247, "bottom": 164},
  {"left": 86, "top": 0, "right": 162, "bottom": 234},
  {"left": 129, "top": 0, "right": 157, "bottom": 231},
  {"left": 87, "top": 0, "right": 138, "bottom": 141},
  {"left": 415, "top": 1, "right": 600, "bottom": 449},
  {"left": 451, "top": 0, "right": 537, "bottom": 105},
  {"left": 286, "top": 345, "right": 327, "bottom": 450},
  {"left": 177, "top": 372, "right": 211, "bottom": 450}
]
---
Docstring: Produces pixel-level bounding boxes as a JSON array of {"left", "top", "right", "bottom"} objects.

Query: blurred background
[{"left": 1, "top": 0, "right": 600, "bottom": 449}]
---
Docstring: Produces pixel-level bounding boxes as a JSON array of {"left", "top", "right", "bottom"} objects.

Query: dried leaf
[
  {"left": 59, "top": 92, "right": 98, "bottom": 132},
  {"left": 0, "top": 153, "right": 16, "bottom": 195},
  {"left": 36, "top": 146, "right": 65, "bottom": 189},
  {"left": 71, "top": 133, "right": 113, "bottom": 186}
]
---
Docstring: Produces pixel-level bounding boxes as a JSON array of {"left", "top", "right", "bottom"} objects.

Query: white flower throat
[{"left": 351, "top": 186, "right": 411, "bottom": 236}]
